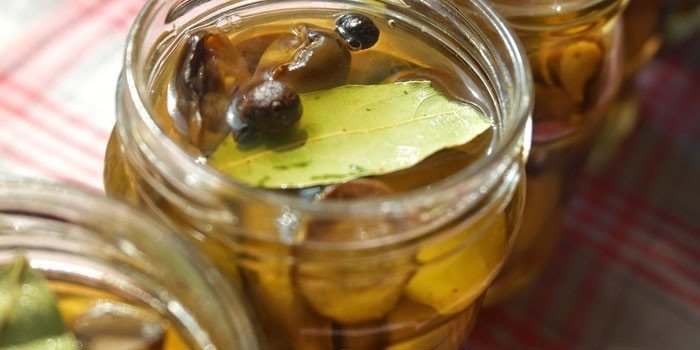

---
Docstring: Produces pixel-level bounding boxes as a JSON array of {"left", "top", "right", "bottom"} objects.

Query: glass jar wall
[
  {"left": 479, "top": 0, "right": 627, "bottom": 303},
  {"left": 0, "top": 177, "right": 259, "bottom": 349},
  {"left": 104, "top": 0, "right": 532, "bottom": 348}
]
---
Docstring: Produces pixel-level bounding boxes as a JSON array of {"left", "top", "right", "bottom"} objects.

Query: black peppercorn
[
  {"left": 334, "top": 13, "right": 380, "bottom": 51},
  {"left": 231, "top": 79, "right": 303, "bottom": 135}
]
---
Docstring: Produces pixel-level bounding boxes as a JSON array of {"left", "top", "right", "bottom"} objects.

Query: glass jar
[
  {"left": 481, "top": 0, "right": 627, "bottom": 303},
  {"left": 0, "top": 177, "right": 259, "bottom": 349},
  {"left": 104, "top": 0, "right": 532, "bottom": 348}
]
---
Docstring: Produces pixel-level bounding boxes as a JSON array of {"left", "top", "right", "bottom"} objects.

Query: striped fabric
[
  {"left": 0, "top": 0, "right": 143, "bottom": 190},
  {"left": 1, "top": 1, "right": 698, "bottom": 348}
]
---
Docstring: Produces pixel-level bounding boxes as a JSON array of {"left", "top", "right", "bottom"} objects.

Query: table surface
[{"left": 1, "top": 1, "right": 698, "bottom": 349}]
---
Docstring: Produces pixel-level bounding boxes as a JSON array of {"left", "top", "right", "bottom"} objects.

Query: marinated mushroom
[
  {"left": 540, "top": 37, "right": 605, "bottom": 104},
  {"left": 169, "top": 30, "right": 250, "bottom": 153},
  {"left": 405, "top": 214, "right": 507, "bottom": 315},
  {"left": 346, "top": 50, "right": 414, "bottom": 84},
  {"left": 294, "top": 180, "right": 412, "bottom": 325},
  {"left": 242, "top": 241, "right": 333, "bottom": 349},
  {"left": 72, "top": 301, "right": 166, "bottom": 350},
  {"left": 316, "top": 178, "right": 393, "bottom": 201},
  {"left": 296, "top": 258, "right": 410, "bottom": 325},
  {"left": 254, "top": 24, "right": 352, "bottom": 93},
  {"left": 557, "top": 40, "right": 604, "bottom": 103},
  {"left": 308, "top": 179, "right": 396, "bottom": 243}
]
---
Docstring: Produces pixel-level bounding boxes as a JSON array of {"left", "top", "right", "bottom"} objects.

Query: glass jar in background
[
  {"left": 477, "top": 0, "right": 627, "bottom": 304},
  {"left": 0, "top": 177, "right": 259, "bottom": 349},
  {"left": 103, "top": 0, "right": 532, "bottom": 348},
  {"left": 588, "top": 0, "right": 700, "bottom": 170}
]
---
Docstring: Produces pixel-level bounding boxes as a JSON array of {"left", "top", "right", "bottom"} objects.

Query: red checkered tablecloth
[
  {"left": 0, "top": 0, "right": 143, "bottom": 190},
  {"left": 1, "top": 1, "right": 698, "bottom": 349}
]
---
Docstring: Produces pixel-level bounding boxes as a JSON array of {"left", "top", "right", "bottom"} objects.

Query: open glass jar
[
  {"left": 0, "top": 177, "right": 259, "bottom": 349},
  {"left": 482, "top": 0, "right": 627, "bottom": 303},
  {"left": 104, "top": 0, "right": 532, "bottom": 348}
]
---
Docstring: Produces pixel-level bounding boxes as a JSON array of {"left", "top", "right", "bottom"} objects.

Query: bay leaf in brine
[
  {"left": 0, "top": 257, "right": 78, "bottom": 350},
  {"left": 210, "top": 81, "right": 490, "bottom": 189}
]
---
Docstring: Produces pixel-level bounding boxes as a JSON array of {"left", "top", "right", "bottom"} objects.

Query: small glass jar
[
  {"left": 0, "top": 177, "right": 259, "bottom": 349},
  {"left": 104, "top": 0, "right": 532, "bottom": 348},
  {"left": 482, "top": 0, "right": 627, "bottom": 303}
]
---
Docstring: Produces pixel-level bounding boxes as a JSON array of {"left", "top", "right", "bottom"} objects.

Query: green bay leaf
[
  {"left": 210, "top": 81, "right": 490, "bottom": 188},
  {"left": 0, "top": 257, "right": 78, "bottom": 350}
]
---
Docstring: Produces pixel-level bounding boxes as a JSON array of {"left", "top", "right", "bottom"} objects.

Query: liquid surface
[{"left": 150, "top": 12, "right": 494, "bottom": 196}]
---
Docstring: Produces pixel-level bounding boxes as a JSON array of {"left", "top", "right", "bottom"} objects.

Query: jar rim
[
  {"left": 120, "top": 0, "right": 532, "bottom": 217},
  {"left": 0, "top": 176, "right": 260, "bottom": 350},
  {"left": 490, "top": 0, "right": 628, "bottom": 30}
]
